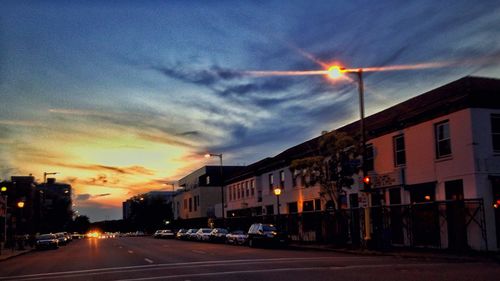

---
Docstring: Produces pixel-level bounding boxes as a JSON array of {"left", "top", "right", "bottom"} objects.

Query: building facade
[
  {"left": 222, "top": 76, "right": 500, "bottom": 251},
  {"left": 173, "top": 166, "right": 243, "bottom": 221}
]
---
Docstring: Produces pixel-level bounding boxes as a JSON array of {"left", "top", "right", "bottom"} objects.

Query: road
[{"left": 0, "top": 237, "right": 499, "bottom": 281}]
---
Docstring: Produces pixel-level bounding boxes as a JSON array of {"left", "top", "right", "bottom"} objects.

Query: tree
[
  {"left": 290, "top": 131, "right": 360, "bottom": 211},
  {"left": 70, "top": 215, "right": 90, "bottom": 234}
]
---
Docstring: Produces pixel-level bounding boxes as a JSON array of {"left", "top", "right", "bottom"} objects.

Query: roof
[{"left": 225, "top": 76, "right": 500, "bottom": 184}]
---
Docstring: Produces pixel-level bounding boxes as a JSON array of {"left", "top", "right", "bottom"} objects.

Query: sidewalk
[
  {"left": 289, "top": 243, "right": 500, "bottom": 263},
  {"left": 0, "top": 246, "right": 32, "bottom": 262}
]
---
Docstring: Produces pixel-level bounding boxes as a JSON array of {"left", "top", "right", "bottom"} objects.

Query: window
[
  {"left": 245, "top": 182, "right": 249, "bottom": 197},
  {"left": 189, "top": 198, "right": 192, "bottom": 212},
  {"left": 393, "top": 134, "right": 406, "bottom": 166},
  {"left": 269, "top": 174, "right": 274, "bottom": 191},
  {"left": 250, "top": 180, "right": 255, "bottom": 196},
  {"left": 206, "top": 176, "right": 210, "bottom": 185},
  {"left": 303, "top": 200, "right": 314, "bottom": 212},
  {"left": 279, "top": 170, "right": 285, "bottom": 188},
  {"left": 232, "top": 186, "right": 236, "bottom": 200},
  {"left": 365, "top": 144, "right": 374, "bottom": 171},
  {"left": 183, "top": 199, "right": 187, "bottom": 209},
  {"left": 194, "top": 196, "right": 198, "bottom": 211},
  {"left": 237, "top": 184, "right": 241, "bottom": 199},
  {"left": 288, "top": 202, "right": 298, "bottom": 213},
  {"left": 492, "top": 114, "right": 500, "bottom": 152},
  {"left": 435, "top": 121, "right": 451, "bottom": 158}
]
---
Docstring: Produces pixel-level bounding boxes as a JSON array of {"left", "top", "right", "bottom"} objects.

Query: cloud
[
  {"left": 76, "top": 194, "right": 91, "bottom": 201},
  {"left": 152, "top": 64, "right": 242, "bottom": 87}
]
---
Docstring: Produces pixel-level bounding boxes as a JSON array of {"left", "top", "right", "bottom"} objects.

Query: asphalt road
[{"left": 0, "top": 237, "right": 499, "bottom": 281}]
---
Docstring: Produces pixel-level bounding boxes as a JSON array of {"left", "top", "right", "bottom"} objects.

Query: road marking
[
  {"left": 0, "top": 257, "right": 410, "bottom": 280},
  {"left": 128, "top": 250, "right": 134, "bottom": 254},
  {"left": 191, "top": 250, "right": 206, "bottom": 254},
  {"left": 144, "top": 258, "right": 154, "bottom": 264}
]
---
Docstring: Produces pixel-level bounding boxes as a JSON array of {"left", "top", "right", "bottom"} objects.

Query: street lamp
[
  {"left": 1, "top": 186, "right": 7, "bottom": 250},
  {"left": 273, "top": 187, "right": 281, "bottom": 217},
  {"left": 17, "top": 201, "right": 25, "bottom": 209},
  {"left": 328, "top": 65, "right": 372, "bottom": 243},
  {"left": 43, "top": 172, "right": 58, "bottom": 184},
  {"left": 205, "top": 153, "right": 225, "bottom": 223}
]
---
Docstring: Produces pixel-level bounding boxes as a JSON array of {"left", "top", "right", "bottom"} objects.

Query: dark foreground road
[{"left": 0, "top": 237, "right": 499, "bottom": 281}]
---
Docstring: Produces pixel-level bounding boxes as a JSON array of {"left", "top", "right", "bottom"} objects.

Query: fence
[{"left": 219, "top": 199, "right": 488, "bottom": 251}]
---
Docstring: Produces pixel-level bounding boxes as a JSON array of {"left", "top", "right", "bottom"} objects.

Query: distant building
[
  {"left": 173, "top": 166, "right": 243, "bottom": 221},
  {"left": 37, "top": 178, "right": 73, "bottom": 232}
]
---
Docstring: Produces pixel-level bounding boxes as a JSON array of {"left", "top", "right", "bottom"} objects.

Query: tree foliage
[{"left": 290, "top": 131, "right": 360, "bottom": 210}]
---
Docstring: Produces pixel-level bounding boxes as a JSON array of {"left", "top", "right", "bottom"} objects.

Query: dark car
[
  {"left": 36, "top": 234, "right": 59, "bottom": 250},
  {"left": 247, "top": 223, "right": 288, "bottom": 248},
  {"left": 209, "top": 228, "right": 228, "bottom": 243}
]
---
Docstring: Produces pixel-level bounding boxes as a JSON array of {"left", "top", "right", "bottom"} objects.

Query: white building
[{"left": 224, "top": 76, "right": 500, "bottom": 251}]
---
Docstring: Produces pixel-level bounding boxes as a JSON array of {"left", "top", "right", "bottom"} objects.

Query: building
[
  {"left": 223, "top": 76, "right": 500, "bottom": 251},
  {"left": 37, "top": 178, "right": 73, "bottom": 233},
  {"left": 173, "top": 166, "right": 243, "bottom": 222}
]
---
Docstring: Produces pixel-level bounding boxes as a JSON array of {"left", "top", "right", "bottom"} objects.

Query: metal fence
[{"left": 220, "top": 199, "right": 488, "bottom": 251}]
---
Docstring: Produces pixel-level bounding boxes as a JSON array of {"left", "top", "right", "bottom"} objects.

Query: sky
[{"left": 1, "top": 1, "right": 500, "bottom": 222}]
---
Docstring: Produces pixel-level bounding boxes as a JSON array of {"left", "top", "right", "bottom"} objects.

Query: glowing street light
[
  {"left": 273, "top": 186, "right": 281, "bottom": 216},
  {"left": 17, "top": 201, "right": 25, "bottom": 208},
  {"left": 326, "top": 64, "right": 372, "bottom": 243}
]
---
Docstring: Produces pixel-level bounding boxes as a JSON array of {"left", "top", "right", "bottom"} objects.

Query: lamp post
[
  {"left": 273, "top": 187, "right": 281, "bottom": 227},
  {"left": 0, "top": 186, "right": 7, "bottom": 253},
  {"left": 16, "top": 201, "right": 25, "bottom": 250},
  {"left": 328, "top": 66, "right": 372, "bottom": 244},
  {"left": 205, "top": 153, "right": 225, "bottom": 223},
  {"left": 43, "top": 172, "right": 58, "bottom": 184}
]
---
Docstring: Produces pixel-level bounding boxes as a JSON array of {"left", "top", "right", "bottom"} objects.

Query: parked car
[
  {"left": 160, "top": 229, "right": 175, "bottom": 239},
  {"left": 176, "top": 229, "right": 188, "bottom": 240},
  {"left": 225, "top": 230, "right": 248, "bottom": 245},
  {"left": 55, "top": 232, "right": 68, "bottom": 245},
  {"left": 185, "top": 229, "right": 199, "bottom": 240},
  {"left": 209, "top": 228, "right": 228, "bottom": 243},
  {"left": 247, "top": 223, "right": 288, "bottom": 248},
  {"left": 36, "top": 234, "right": 59, "bottom": 250},
  {"left": 195, "top": 228, "right": 213, "bottom": 241},
  {"left": 154, "top": 230, "right": 166, "bottom": 239}
]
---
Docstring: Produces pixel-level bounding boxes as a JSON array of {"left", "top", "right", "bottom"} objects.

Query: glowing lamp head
[
  {"left": 273, "top": 187, "right": 282, "bottom": 196},
  {"left": 17, "top": 201, "right": 25, "bottom": 208},
  {"left": 1, "top": 186, "right": 6, "bottom": 192},
  {"left": 362, "top": 176, "right": 370, "bottom": 185},
  {"left": 327, "top": 65, "right": 343, "bottom": 79},
  {"left": 204, "top": 153, "right": 211, "bottom": 158}
]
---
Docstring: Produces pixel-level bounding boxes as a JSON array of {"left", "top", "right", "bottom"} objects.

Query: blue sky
[{"left": 1, "top": 1, "right": 500, "bottom": 221}]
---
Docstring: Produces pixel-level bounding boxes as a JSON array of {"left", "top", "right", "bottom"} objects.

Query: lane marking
[
  {"left": 191, "top": 250, "right": 206, "bottom": 254},
  {"left": 0, "top": 257, "right": 391, "bottom": 280},
  {"left": 144, "top": 258, "right": 154, "bottom": 264},
  {"left": 128, "top": 250, "right": 134, "bottom": 254}
]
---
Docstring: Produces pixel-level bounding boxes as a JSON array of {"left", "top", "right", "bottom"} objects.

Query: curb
[
  {"left": 287, "top": 244, "right": 497, "bottom": 263},
  {"left": 0, "top": 249, "right": 32, "bottom": 262}
]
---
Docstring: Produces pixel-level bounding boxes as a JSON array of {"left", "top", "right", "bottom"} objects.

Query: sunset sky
[{"left": 1, "top": 1, "right": 500, "bottom": 221}]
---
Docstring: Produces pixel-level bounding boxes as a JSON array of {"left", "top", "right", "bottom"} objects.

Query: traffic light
[{"left": 362, "top": 176, "right": 371, "bottom": 191}]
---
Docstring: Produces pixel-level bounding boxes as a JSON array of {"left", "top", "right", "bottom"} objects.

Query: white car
[
  {"left": 226, "top": 230, "right": 248, "bottom": 245},
  {"left": 195, "top": 228, "right": 213, "bottom": 241}
]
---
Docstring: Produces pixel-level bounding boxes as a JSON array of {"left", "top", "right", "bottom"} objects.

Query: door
[{"left": 445, "top": 180, "right": 467, "bottom": 250}]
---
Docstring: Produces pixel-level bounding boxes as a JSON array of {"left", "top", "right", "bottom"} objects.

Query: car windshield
[
  {"left": 262, "top": 225, "right": 277, "bottom": 232},
  {"left": 38, "top": 234, "right": 55, "bottom": 240}
]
